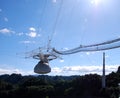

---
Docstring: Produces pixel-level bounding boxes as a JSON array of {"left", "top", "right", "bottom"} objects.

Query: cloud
[
  {"left": 26, "top": 32, "right": 37, "bottom": 38},
  {"left": 0, "top": 27, "right": 41, "bottom": 37},
  {"left": 86, "top": 52, "right": 95, "bottom": 55},
  {"left": 60, "top": 59, "right": 64, "bottom": 63},
  {"left": 0, "top": 64, "right": 34, "bottom": 75},
  {"left": 50, "top": 65, "right": 119, "bottom": 76},
  {"left": 86, "top": 52, "right": 90, "bottom": 55},
  {"left": 0, "top": 68, "right": 23, "bottom": 75},
  {"left": 4, "top": 17, "right": 8, "bottom": 22},
  {"left": 26, "top": 27, "right": 41, "bottom": 38},
  {"left": 52, "top": 67, "right": 62, "bottom": 73},
  {"left": 29, "top": 27, "right": 36, "bottom": 31},
  {"left": 52, "top": 0, "right": 57, "bottom": 3},
  {"left": 0, "top": 64, "right": 119, "bottom": 76},
  {"left": 17, "top": 32, "right": 24, "bottom": 36},
  {"left": 20, "top": 40, "right": 35, "bottom": 44},
  {"left": 0, "top": 28, "right": 15, "bottom": 35},
  {"left": 64, "top": 47, "right": 69, "bottom": 50},
  {"left": 0, "top": 68, "right": 35, "bottom": 75},
  {"left": 26, "top": 32, "right": 41, "bottom": 38}
]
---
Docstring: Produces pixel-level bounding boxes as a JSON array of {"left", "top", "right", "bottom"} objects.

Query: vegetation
[{"left": 0, "top": 66, "right": 120, "bottom": 98}]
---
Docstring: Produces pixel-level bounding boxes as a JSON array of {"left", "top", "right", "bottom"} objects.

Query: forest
[{"left": 0, "top": 66, "right": 120, "bottom": 98}]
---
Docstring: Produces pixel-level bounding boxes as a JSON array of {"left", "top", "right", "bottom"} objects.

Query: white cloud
[
  {"left": 0, "top": 68, "right": 23, "bottom": 75},
  {"left": 0, "top": 28, "right": 10, "bottom": 34},
  {"left": 4, "top": 17, "right": 8, "bottom": 22},
  {"left": 0, "top": 64, "right": 119, "bottom": 76},
  {"left": 0, "top": 64, "right": 35, "bottom": 75},
  {"left": 91, "top": 0, "right": 102, "bottom": 6},
  {"left": 26, "top": 27, "right": 41, "bottom": 38},
  {"left": 86, "top": 52, "right": 90, "bottom": 55},
  {"left": 60, "top": 59, "right": 64, "bottom": 63},
  {"left": 52, "top": 67, "right": 62, "bottom": 73},
  {"left": 64, "top": 47, "right": 69, "bottom": 50},
  {"left": 0, "top": 28, "right": 15, "bottom": 35},
  {"left": 29, "top": 27, "right": 36, "bottom": 31},
  {"left": 26, "top": 32, "right": 41, "bottom": 38},
  {"left": 50, "top": 65, "right": 119, "bottom": 76},
  {"left": 17, "top": 32, "right": 24, "bottom": 36},
  {"left": 26, "top": 32, "right": 37, "bottom": 38},
  {"left": 0, "top": 68, "right": 35, "bottom": 75},
  {"left": 52, "top": 0, "right": 57, "bottom": 3},
  {"left": 86, "top": 52, "right": 95, "bottom": 55},
  {"left": 20, "top": 40, "right": 35, "bottom": 44}
]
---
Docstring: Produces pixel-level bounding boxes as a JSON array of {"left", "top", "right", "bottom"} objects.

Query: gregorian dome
[{"left": 34, "top": 61, "right": 51, "bottom": 74}]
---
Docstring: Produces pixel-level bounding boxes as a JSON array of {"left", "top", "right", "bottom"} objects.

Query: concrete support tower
[{"left": 102, "top": 52, "right": 106, "bottom": 88}]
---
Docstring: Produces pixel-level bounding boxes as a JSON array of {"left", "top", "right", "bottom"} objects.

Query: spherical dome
[{"left": 34, "top": 61, "right": 51, "bottom": 74}]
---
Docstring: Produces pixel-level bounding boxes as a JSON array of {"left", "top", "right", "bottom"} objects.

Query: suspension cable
[
  {"left": 53, "top": 37, "right": 120, "bottom": 55},
  {"left": 48, "top": 0, "right": 63, "bottom": 48}
]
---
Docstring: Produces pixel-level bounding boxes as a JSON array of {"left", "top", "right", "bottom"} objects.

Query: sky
[{"left": 0, "top": 0, "right": 120, "bottom": 76}]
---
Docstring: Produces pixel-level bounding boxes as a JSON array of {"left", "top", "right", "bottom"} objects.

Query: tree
[
  {"left": 117, "top": 66, "right": 120, "bottom": 73},
  {"left": 0, "top": 80, "right": 13, "bottom": 90},
  {"left": 106, "top": 72, "right": 120, "bottom": 87}
]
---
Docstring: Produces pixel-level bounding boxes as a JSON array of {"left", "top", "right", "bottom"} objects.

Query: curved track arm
[{"left": 53, "top": 38, "right": 120, "bottom": 55}]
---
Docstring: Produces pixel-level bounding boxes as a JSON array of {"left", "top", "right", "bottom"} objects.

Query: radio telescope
[
  {"left": 25, "top": 46, "right": 60, "bottom": 74},
  {"left": 26, "top": 37, "right": 120, "bottom": 74}
]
